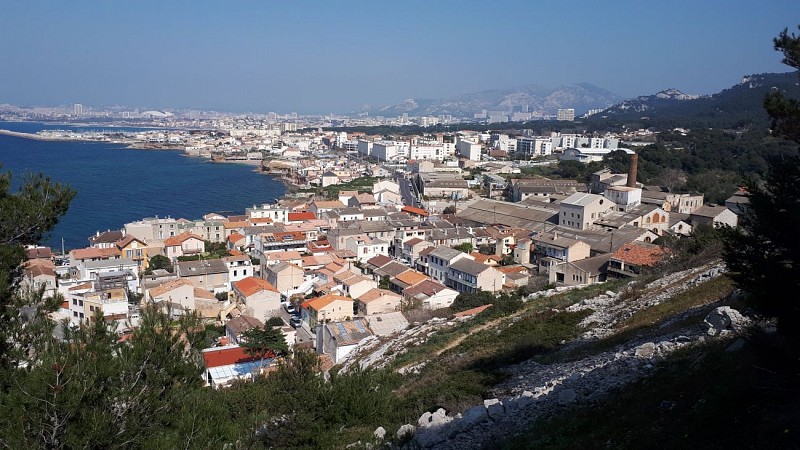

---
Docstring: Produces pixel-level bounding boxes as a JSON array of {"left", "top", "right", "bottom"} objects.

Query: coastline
[{"left": 2, "top": 125, "right": 306, "bottom": 199}]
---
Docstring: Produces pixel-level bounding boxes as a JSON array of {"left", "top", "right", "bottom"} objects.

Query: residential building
[
  {"left": 356, "top": 288, "right": 402, "bottom": 315},
  {"left": 607, "top": 242, "right": 669, "bottom": 279},
  {"left": 301, "top": 294, "right": 354, "bottom": 329},
  {"left": 201, "top": 344, "right": 273, "bottom": 389},
  {"left": 446, "top": 258, "right": 506, "bottom": 293},
  {"left": 427, "top": 246, "right": 473, "bottom": 283},
  {"left": 317, "top": 318, "right": 373, "bottom": 364},
  {"left": 176, "top": 259, "right": 230, "bottom": 293},
  {"left": 265, "top": 262, "right": 306, "bottom": 296},
  {"left": 232, "top": 276, "right": 282, "bottom": 322},
  {"left": 163, "top": 232, "right": 205, "bottom": 260},
  {"left": 558, "top": 192, "right": 615, "bottom": 230}
]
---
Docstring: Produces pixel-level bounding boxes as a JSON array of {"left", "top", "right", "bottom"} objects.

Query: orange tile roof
[
  {"left": 234, "top": 276, "right": 279, "bottom": 297},
  {"left": 359, "top": 288, "right": 401, "bottom": 303},
  {"left": 163, "top": 231, "right": 203, "bottom": 247},
  {"left": 454, "top": 304, "right": 493, "bottom": 318},
  {"left": 394, "top": 270, "right": 428, "bottom": 287},
  {"left": 288, "top": 211, "right": 317, "bottom": 221},
  {"left": 250, "top": 217, "right": 274, "bottom": 224},
  {"left": 115, "top": 235, "right": 145, "bottom": 249},
  {"left": 227, "top": 232, "right": 245, "bottom": 243},
  {"left": 497, "top": 265, "right": 528, "bottom": 274},
  {"left": 193, "top": 287, "right": 217, "bottom": 300},
  {"left": 71, "top": 247, "right": 121, "bottom": 260},
  {"left": 611, "top": 242, "right": 669, "bottom": 267},
  {"left": 401, "top": 205, "right": 429, "bottom": 217},
  {"left": 301, "top": 293, "right": 352, "bottom": 311},
  {"left": 202, "top": 345, "right": 258, "bottom": 368},
  {"left": 149, "top": 278, "right": 193, "bottom": 298}
]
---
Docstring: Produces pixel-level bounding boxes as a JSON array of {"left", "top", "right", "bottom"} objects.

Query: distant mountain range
[
  {"left": 357, "top": 83, "right": 624, "bottom": 118},
  {"left": 355, "top": 71, "right": 800, "bottom": 130},
  {"left": 590, "top": 71, "right": 800, "bottom": 128}
]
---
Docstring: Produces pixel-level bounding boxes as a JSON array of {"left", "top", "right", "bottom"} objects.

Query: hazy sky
[{"left": 1, "top": 1, "right": 798, "bottom": 114}]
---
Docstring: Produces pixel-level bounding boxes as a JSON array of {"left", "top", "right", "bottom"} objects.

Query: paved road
[{"left": 396, "top": 172, "right": 420, "bottom": 208}]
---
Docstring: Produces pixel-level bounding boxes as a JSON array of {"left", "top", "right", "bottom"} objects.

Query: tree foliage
[
  {"left": 241, "top": 325, "right": 289, "bottom": 358},
  {"left": 145, "top": 254, "right": 172, "bottom": 273},
  {"left": 0, "top": 168, "right": 75, "bottom": 366},
  {"left": 723, "top": 25, "right": 800, "bottom": 339}
]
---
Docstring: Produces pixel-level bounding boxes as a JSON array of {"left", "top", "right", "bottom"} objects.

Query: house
[
  {"left": 389, "top": 269, "right": 428, "bottom": 294},
  {"left": 201, "top": 344, "right": 273, "bottom": 389},
  {"left": 232, "top": 276, "right": 281, "bottom": 322},
  {"left": 558, "top": 192, "right": 615, "bottom": 230},
  {"left": 336, "top": 273, "right": 378, "bottom": 300},
  {"left": 26, "top": 246, "right": 53, "bottom": 261},
  {"left": 689, "top": 205, "right": 739, "bottom": 229},
  {"left": 226, "top": 232, "right": 246, "bottom": 251},
  {"left": 447, "top": 258, "right": 506, "bottom": 294},
  {"left": 532, "top": 231, "right": 592, "bottom": 274},
  {"left": 265, "top": 262, "right": 306, "bottom": 296},
  {"left": 89, "top": 230, "right": 125, "bottom": 249},
  {"left": 147, "top": 278, "right": 196, "bottom": 310},
  {"left": 400, "top": 238, "right": 434, "bottom": 265},
  {"left": 345, "top": 235, "right": 390, "bottom": 263},
  {"left": 549, "top": 253, "right": 611, "bottom": 287},
  {"left": 427, "top": 246, "right": 474, "bottom": 284},
  {"left": 607, "top": 242, "right": 670, "bottom": 279},
  {"left": 21, "top": 260, "right": 57, "bottom": 299},
  {"left": 115, "top": 235, "right": 150, "bottom": 271},
  {"left": 317, "top": 318, "right": 373, "bottom": 364},
  {"left": 69, "top": 247, "right": 121, "bottom": 267},
  {"left": 175, "top": 259, "right": 230, "bottom": 293},
  {"left": 163, "top": 232, "right": 205, "bottom": 260},
  {"left": 724, "top": 188, "right": 750, "bottom": 216},
  {"left": 363, "top": 254, "right": 393, "bottom": 275},
  {"left": 356, "top": 288, "right": 402, "bottom": 315},
  {"left": 309, "top": 199, "right": 346, "bottom": 215},
  {"left": 301, "top": 294, "right": 354, "bottom": 329},
  {"left": 72, "top": 259, "right": 139, "bottom": 291},
  {"left": 225, "top": 315, "right": 264, "bottom": 345},
  {"left": 402, "top": 279, "right": 459, "bottom": 310},
  {"left": 223, "top": 254, "right": 255, "bottom": 289}
]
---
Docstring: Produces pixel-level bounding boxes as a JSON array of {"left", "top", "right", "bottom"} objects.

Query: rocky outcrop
[{"left": 398, "top": 263, "right": 750, "bottom": 449}]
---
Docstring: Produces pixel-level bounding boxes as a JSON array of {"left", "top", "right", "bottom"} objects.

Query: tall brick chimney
[{"left": 626, "top": 153, "right": 638, "bottom": 188}]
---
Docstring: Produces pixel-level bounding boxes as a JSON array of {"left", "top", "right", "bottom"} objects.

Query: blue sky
[{"left": 1, "top": 1, "right": 798, "bottom": 114}]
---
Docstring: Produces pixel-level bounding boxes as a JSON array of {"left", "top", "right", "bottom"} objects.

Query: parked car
[
  {"left": 284, "top": 303, "right": 296, "bottom": 315},
  {"left": 290, "top": 316, "right": 302, "bottom": 328}
]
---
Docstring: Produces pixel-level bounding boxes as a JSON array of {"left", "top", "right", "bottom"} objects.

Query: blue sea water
[{"left": 0, "top": 121, "right": 286, "bottom": 251}]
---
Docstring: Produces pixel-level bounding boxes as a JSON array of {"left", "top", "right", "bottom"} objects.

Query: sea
[{"left": 0, "top": 121, "right": 287, "bottom": 252}]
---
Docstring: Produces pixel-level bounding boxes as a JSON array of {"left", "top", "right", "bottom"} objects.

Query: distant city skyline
[{"left": 1, "top": 1, "right": 798, "bottom": 115}]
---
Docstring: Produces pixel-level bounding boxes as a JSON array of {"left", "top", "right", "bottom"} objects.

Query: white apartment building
[
  {"left": 456, "top": 137, "right": 482, "bottom": 161},
  {"left": 371, "top": 141, "right": 411, "bottom": 162},
  {"left": 246, "top": 204, "right": 288, "bottom": 223},
  {"left": 516, "top": 137, "right": 553, "bottom": 157}
]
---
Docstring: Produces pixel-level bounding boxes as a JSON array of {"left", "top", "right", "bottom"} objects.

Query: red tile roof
[
  {"left": 454, "top": 304, "right": 493, "bottom": 318},
  {"left": 201, "top": 345, "right": 257, "bottom": 368},
  {"left": 401, "top": 206, "right": 430, "bottom": 217},
  {"left": 163, "top": 231, "right": 204, "bottom": 247},
  {"left": 611, "top": 242, "right": 669, "bottom": 267},
  {"left": 234, "top": 276, "right": 279, "bottom": 296},
  {"left": 301, "top": 293, "right": 352, "bottom": 312},
  {"left": 288, "top": 211, "right": 317, "bottom": 222}
]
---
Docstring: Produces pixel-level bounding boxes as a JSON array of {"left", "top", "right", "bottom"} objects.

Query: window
[{"left": 73, "top": 311, "right": 78, "bottom": 317}]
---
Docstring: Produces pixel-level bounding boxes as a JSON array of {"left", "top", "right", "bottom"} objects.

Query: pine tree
[{"left": 723, "top": 26, "right": 800, "bottom": 338}]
